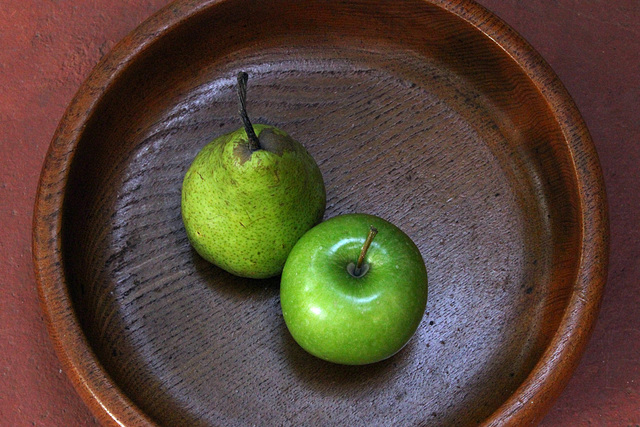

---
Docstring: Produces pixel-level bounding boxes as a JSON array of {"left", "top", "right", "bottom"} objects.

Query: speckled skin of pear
[{"left": 181, "top": 124, "right": 326, "bottom": 279}]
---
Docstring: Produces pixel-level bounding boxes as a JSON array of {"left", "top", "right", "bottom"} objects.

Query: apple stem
[
  {"left": 354, "top": 226, "right": 378, "bottom": 276},
  {"left": 237, "top": 71, "right": 261, "bottom": 151}
]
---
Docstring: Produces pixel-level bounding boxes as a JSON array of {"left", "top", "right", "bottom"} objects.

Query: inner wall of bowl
[{"left": 61, "top": 1, "right": 581, "bottom": 425}]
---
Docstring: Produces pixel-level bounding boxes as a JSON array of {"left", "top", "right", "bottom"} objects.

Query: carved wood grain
[{"left": 33, "top": 0, "right": 608, "bottom": 426}]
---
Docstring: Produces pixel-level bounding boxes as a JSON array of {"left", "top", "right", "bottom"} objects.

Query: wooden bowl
[{"left": 33, "top": 0, "right": 609, "bottom": 425}]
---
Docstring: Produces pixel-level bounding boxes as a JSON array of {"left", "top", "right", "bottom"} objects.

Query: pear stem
[
  {"left": 354, "top": 226, "right": 378, "bottom": 276},
  {"left": 237, "top": 71, "right": 261, "bottom": 151}
]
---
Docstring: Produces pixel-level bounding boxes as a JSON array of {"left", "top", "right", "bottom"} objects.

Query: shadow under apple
[
  {"left": 278, "top": 315, "right": 420, "bottom": 395},
  {"left": 189, "top": 242, "right": 422, "bottom": 401}
]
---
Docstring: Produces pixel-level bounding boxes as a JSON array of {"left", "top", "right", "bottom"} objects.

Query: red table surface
[{"left": 1, "top": 1, "right": 638, "bottom": 425}]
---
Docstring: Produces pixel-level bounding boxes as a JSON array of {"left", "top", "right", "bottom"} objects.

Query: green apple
[
  {"left": 280, "top": 213, "right": 428, "bottom": 365},
  {"left": 181, "top": 72, "right": 326, "bottom": 278}
]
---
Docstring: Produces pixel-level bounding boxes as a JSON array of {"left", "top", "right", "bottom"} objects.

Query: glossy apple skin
[{"left": 280, "top": 213, "right": 428, "bottom": 365}]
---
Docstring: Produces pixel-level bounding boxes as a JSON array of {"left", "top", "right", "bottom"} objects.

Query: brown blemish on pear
[
  {"left": 231, "top": 71, "right": 297, "bottom": 164},
  {"left": 233, "top": 128, "right": 298, "bottom": 164}
]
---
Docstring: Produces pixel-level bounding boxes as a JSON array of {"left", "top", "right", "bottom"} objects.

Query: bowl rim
[{"left": 32, "top": 0, "right": 609, "bottom": 425}]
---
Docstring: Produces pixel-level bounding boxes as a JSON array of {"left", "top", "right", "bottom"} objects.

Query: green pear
[{"left": 181, "top": 72, "right": 326, "bottom": 279}]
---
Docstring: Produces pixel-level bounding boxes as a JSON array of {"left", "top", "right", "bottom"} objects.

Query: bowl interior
[{"left": 60, "top": 0, "right": 584, "bottom": 425}]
